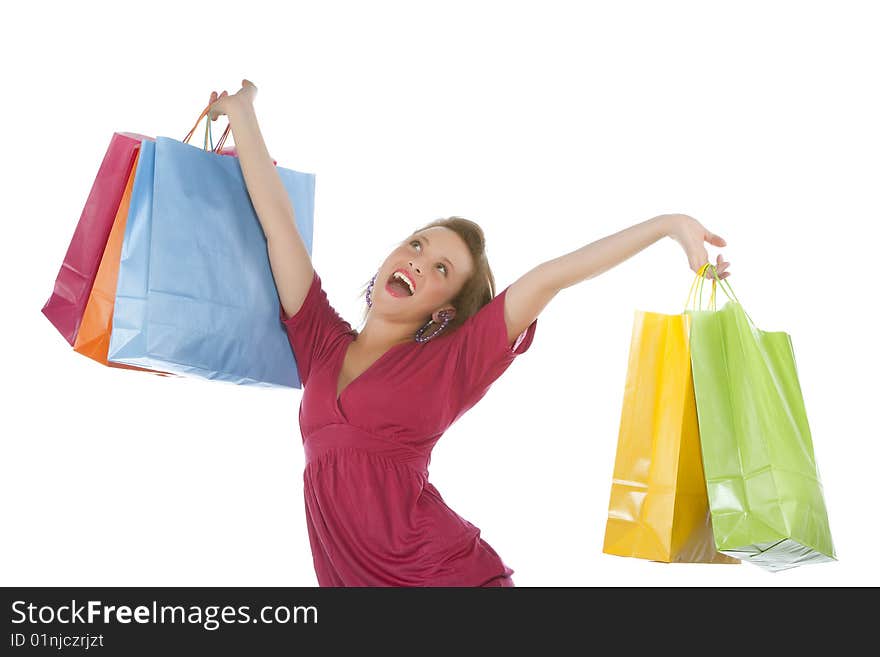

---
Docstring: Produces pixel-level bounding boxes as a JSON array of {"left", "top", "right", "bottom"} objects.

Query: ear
[{"left": 433, "top": 306, "right": 456, "bottom": 323}]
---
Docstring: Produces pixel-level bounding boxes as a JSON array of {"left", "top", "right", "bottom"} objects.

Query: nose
[{"left": 408, "top": 259, "right": 422, "bottom": 276}]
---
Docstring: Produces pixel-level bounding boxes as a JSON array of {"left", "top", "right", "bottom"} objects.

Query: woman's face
[{"left": 375, "top": 226, "right": 474, "bottom": 321}]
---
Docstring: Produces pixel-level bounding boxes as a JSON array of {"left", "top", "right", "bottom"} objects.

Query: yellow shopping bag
[{"left": 602, "top": 277, "right": 738, "bottom": 563}]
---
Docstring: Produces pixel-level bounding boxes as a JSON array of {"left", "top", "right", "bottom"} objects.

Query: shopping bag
[
  {"left": 42, "top": 131, "right": 152, "bottom": 345},
  {"left": 687, "top": 264, "right": 835, "bottom": 571},
  {"left": 74, "top": 122, "right": 240, "bottom": 377},
  {"left": 603, "top": 302, "right": 738, "bottom": 564},
  {"left": 108, "top": 106, "right": 315, "bottom": 388}
]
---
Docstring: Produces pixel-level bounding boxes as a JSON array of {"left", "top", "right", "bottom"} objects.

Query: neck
[{"left": 356, "top": 317, "right": 416, "bottom": 349}]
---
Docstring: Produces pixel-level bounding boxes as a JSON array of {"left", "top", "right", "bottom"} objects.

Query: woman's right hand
[{"left": 208, "top": 78, "right": 258, "bottom": 121}]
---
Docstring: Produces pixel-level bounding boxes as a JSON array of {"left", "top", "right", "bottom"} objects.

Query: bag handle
[
  {"left": 684, "top": 263, "right": 718, "bottom": 310},
  {"left": 214, "top": 113, "right": 231, "bottom": 151},
  {"left": 181, "top": 104, "right": 232, "bottom": 153},
  {"left": 205, "top": 107, "right": 232, "bottom": 152},
  {"left": 684, "top": 262, "right": 756, "bottom": 327}
]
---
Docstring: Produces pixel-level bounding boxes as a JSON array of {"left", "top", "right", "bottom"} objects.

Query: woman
[{"left": 208, "top": 80, "right": 732, "bottom": 587}]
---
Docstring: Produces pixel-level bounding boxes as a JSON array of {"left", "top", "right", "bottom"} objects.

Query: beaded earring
[
  {"left": 366, "top": 272, "right": 377, "bottom": 309},
  {"left": 366, "top": 271, "right": 452, "bottom": 343},
  {"left": 415, "top": 309, "right": 453, "bottom": 343}
]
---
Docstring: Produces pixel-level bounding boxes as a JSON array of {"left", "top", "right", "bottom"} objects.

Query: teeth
[{"left": 392, "top": 271, "right": 415, "bottom": 295}]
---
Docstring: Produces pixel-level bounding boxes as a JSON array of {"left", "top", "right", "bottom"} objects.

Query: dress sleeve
[
  {"left": 279, "top": 269, "right": 355, "bottom": 386},
  {"left": 450, "top": 284, "right": 538, "bottom": 405}
]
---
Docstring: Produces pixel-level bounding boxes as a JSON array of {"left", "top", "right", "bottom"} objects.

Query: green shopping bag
[{"left": 685, "top": 264, "right": 835, "bottom": 571}]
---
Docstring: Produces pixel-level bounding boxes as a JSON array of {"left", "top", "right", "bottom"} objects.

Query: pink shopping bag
[{"left": 41, "top": 131, "right": 153, "bottom": 345}]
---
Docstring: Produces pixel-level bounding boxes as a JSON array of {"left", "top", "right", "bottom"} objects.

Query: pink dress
[{"left": 280, "top": 269, "right": 537, "bottom": 586}]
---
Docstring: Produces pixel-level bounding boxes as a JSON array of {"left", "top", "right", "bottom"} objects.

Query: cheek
[
  {"left": 389, "top": 248, "right": 409, "bottom": 265},
  {"left": 380, "top": 254, "right": 399, "bottom": 275},
  {"left": 421, "top": 286, "right": 446, "bottom": 308}
]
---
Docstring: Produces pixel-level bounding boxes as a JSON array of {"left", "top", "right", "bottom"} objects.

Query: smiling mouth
[{"left": 386, "top": 272, "right": 414, "bottom": 297}]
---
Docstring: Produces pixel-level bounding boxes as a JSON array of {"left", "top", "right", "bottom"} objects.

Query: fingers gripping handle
[
  {"left": 684, "top": 263, "right": 756, "bottom": 327},
  {"left": 181, "top": 104, "right": 232, "bottom": 153}
]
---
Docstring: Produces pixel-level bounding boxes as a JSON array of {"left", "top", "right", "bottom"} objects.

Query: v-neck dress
[{"left": 280, "top": 269, "right": 537, "bottom": 586}]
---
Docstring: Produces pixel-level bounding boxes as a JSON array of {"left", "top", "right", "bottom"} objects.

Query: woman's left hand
[{"left": 663, "top": 213, "right": 731, "bottom": 280}]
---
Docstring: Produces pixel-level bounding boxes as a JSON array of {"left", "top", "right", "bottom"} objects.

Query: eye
[{"left": 410, "top": 239, "right": 448, "bottom": 276}]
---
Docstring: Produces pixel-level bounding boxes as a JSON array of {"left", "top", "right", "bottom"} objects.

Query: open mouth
[{"left": 386, "top": 271, "right": 415, "bottom": 297}]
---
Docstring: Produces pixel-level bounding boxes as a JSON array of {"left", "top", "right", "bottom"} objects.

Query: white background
[{"left": 3, "top": 0, "right": 877, "bottom": 587}]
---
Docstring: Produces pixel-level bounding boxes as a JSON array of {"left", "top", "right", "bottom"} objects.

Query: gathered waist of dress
[{"left": 303, "top": 423, "right": 430, "bottom": 477}]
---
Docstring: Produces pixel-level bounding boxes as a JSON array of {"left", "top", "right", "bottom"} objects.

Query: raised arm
[
  {"left": 212, "top": 83, "right": 314, "bottom": 320},
  {"left": 502, "top": 214, "right": 730, "bottom": 343}
]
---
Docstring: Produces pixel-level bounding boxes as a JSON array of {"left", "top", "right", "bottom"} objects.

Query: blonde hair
[{"left": 356, "top": 216, "right": 496, "bottom": 342}]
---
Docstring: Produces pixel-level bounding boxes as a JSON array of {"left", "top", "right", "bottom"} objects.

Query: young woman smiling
[{"left": 208, "top": 80, "right": 731, "bottom": 587}]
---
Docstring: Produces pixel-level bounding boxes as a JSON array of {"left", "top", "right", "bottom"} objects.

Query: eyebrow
[{"left": 413, "top": 233, "right": 455, "bottom": 272}]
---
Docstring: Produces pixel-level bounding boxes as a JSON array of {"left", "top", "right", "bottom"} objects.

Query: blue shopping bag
[{"left": 108, "top": 136, "right": 315, "bottom": 388}]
